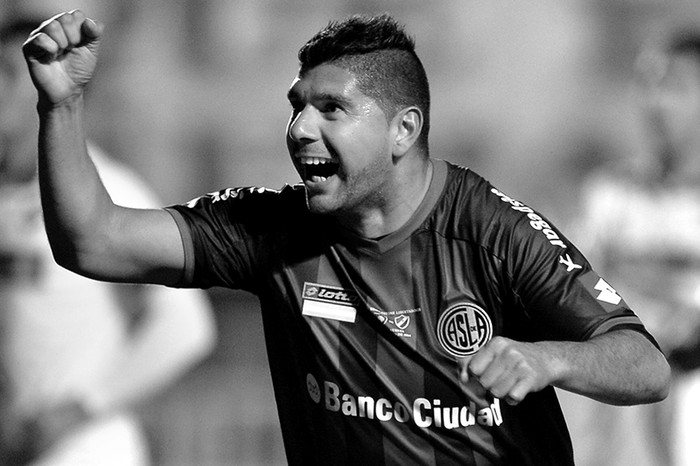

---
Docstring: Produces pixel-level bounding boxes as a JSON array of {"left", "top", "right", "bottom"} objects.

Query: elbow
[
  {"left": 634, "top": 349, "right": 672, "bottom": 405},
  {"left": 48, "top": 238, "right": 82, "bottom": 273},
  {"left": 649, "top": 355, "right": 672, "bottom": 403},
  {"left": 44, "top": 220, "right": 80, "bottom": 268},
  {"left": 609, "top": 356, "right": 670, "bottom": 406},
  {"left": 44, "top": 222, "right": 94, "bottom": 275},
  {"left": 49, "top": 241, "right": 99, "bottom": 279},
  {"left": 47, "top": 231, "right": 117, "bottom": 282},
  {"left": 43, "top": 216, "right": 112, "bottom": 279}
]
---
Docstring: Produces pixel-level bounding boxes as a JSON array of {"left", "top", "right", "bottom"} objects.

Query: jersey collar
[{"left": 333, "top": 158, "right": 448, "bottom": 254}]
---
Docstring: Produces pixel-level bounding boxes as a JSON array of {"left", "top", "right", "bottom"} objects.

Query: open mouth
[{"left": 299, "top": 156, "right": 339, "bottom": 183}]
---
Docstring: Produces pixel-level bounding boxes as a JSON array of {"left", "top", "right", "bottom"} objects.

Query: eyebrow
[{"left": 287, "top": 88, "right": 354, "bottom": 108}]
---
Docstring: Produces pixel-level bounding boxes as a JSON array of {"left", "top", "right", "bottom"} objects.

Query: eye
[{"left": 320, "top": 101, "right": 343, "bottom": 116}]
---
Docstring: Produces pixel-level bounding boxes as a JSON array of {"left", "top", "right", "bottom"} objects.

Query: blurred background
[{"left": 3, "top": 0, "right": 700, "bottom": 465}]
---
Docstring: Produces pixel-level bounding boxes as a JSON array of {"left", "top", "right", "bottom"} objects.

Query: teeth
[
  {"left": 299, "top": 156, "right": 337, "bottom": 184},
  {"left": 300, "top": 157, "right": 332, "bottom": 165}
]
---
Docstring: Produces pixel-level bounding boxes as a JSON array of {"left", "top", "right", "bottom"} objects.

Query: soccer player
[{"left": 22, "top": 10, "right": 670, "bottom": 465}]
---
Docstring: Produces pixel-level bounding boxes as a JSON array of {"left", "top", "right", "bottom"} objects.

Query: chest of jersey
[
  {"left": 292, "top": 230, "right": 504, "bottom": 364},
  {"left": 265, "top": 228, "right": 513, "bottom": 464}
]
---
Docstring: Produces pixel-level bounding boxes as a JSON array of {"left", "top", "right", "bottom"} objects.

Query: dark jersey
[{"left": 166, "top": 160, "right": 656, "bottom": 465}]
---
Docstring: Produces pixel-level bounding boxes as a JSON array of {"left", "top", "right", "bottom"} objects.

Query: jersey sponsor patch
[
  {"left": 578, "top": 271, "right": 628, "bottom": 311},
  {"left": 437, "top": 303, "right": 493, "bottom": 357},
  {"left": 306, "top": 372, "right": 504, "bottom": 430},
  {"left": 302, "top": 282, "right": 358, "bottom": 323},
  {"left": 490, "top": 187, "right": 567, "bottom": 249}
]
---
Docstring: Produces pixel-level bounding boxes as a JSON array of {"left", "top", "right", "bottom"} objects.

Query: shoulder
[
  {"left": 185, "top": 183, "right": 306, "bottom": 211},
  {"left": 435, "top": 162, "right": 522, "bottom": 235},
  {"left": 173, "top": 183, "right": 311, "bottom": 229},
  {"left": 434, "top": 162, "right": 569, "bottom": 255},
  {"left": 441, "top": 162, "right": 506, "bottom": 214}
]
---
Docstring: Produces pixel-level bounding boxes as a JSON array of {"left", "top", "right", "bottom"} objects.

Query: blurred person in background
[
  {"left": 560, "top": 29, "right": 700, "bottom": 466},
  {"left": 21, "top": 9, "right": 670, "bottom": 465},
  {"left": 0, "top": 3, "right": 216, "bottom": 465}
]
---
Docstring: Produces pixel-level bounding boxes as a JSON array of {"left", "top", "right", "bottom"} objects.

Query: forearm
[
  {"left": 37, "top": 95, "right": 116, "bottom": 272},
  {"left": 545, "top": 329, "right": 670, "bottom": 405},
  {"left": 26, "top": 11, "right": 185, "bottom": 285},
  {"left": 466, "top": 329, "right": 670, "bottom": 406}
]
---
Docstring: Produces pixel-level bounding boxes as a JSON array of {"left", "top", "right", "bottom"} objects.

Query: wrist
[
  {"left": 533, "top": 340, "right": 571, "bottom": 386},
  {"left": 37, "top": 92, "right": 84, "bottom": 116}
]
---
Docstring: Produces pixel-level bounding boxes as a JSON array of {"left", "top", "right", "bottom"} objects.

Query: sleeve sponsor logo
[
  {"left": 302, "top": 282, "right": 358, "bottom": 323},
  {"left": 593, "top": 278, "right": 622, "bottom": 305},
  {"left": 559, "top": 254, "right": 582, "bottom": 272},
  {"left": 490, "top": 188, "right": 567, "bottom": 249},
  {"left": 306, "top": 373, "right": 504, "bottom": 430},
  {"left": 578, "top": 271, "right": 628, "bottom": 310},
  {"left": 437, "top": 303, "right": 493, "bottom": 357}
]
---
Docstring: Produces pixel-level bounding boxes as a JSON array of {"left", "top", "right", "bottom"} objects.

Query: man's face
[{"left": 286, "top": 63, "right": 395, "bottom": 217}]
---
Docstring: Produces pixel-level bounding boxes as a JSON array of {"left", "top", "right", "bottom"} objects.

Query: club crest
[{"left": 437, "top": 303, "right": 493, "bottom": 357}]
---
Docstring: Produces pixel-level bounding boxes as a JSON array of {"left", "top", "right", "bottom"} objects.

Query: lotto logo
[
  {"left": 303, "top": 282, "right": 359, "bottom": 306},
  {"left": 302, "top": 282, "right": 358, "bottom": 323},
  {"left": 437, "top": 303, "right": 493, "bottom": 357}
]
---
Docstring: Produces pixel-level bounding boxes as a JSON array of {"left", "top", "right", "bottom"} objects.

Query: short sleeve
[{"left": 489, "top": 186, "right": 658, "bottom": 347}]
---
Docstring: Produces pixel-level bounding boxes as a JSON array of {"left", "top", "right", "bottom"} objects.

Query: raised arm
[{"left": 22, "top": 11, "right": 184, "bottom": 285}]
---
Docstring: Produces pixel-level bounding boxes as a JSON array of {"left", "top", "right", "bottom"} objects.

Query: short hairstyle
[{"left": 298, "top": 14, "right": 431, "bottom": 149}]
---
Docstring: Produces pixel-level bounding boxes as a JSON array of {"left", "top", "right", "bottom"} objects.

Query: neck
[{"left": 338, "top": 158, "right": 433, "bottom": 239}]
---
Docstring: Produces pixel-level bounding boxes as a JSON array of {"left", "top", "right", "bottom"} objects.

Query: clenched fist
[
  {"left": 459, "top": 336, "right": 561, "bottom": 406},
  {"left": 22, "top": 10, "right": 103, "bottom": 109}
]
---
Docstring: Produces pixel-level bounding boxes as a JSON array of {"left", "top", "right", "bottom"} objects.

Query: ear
[{"left": 391, "top": 106, "right": 423, "bottom": 157}]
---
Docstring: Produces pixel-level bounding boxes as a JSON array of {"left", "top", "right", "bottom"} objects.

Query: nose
[{"left": 287, "top": 106, "right": 319, "bottom": 144}]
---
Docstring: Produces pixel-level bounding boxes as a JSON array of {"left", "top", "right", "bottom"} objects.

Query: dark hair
[{"left": 298, "top": 14, "right": 431, "bottom": 149}]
